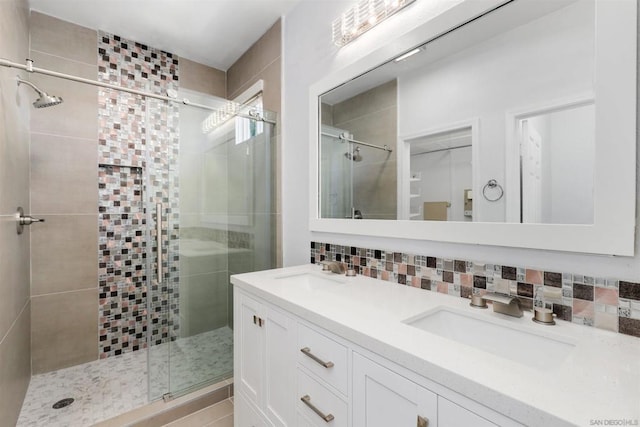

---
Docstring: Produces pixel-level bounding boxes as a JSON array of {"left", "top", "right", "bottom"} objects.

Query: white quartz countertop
[{"left": 231, "top": 264, "right": 640, "bottom": 426}]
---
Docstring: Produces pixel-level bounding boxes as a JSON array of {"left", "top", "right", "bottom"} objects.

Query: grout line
[
  {"left": 29, "top": 49, "right": 98, "bottom": 69},
  {"left": 228, "top": 56, "right": 280, "bottom": 101},
  {"left": 32, "top": 288, "right": 97, "bottom": 299},
  {"left": 0, "top": 298, "right": 30, "bottom": 347},
  {"left": 30, "top": 131, "right": 97, "bottom": 142}
]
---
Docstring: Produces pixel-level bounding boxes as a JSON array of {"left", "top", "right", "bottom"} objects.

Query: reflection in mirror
[
  {"left": 320, "top": 80, "right": 397, "bottom": 219},
  {"left": 318, "top": 0, "right": 597, "bottom": 225},
  {"left": 405, "top": 127, "right": 473, "bottom": 221},
  {"left": 511, "top": 102, "right": 595, "bottom": 224}
]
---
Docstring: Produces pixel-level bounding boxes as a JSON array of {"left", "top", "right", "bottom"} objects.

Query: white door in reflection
[{"left": 521, "top": 120, "right": 543, "bottom": 223}]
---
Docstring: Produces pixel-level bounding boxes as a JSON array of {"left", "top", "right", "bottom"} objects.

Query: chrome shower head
[
  {"left": 16, "top": 77, "right": 63, "bottom": 108},
  {"left": 345, "top": 146, "right": 362, "bottom": 162}
]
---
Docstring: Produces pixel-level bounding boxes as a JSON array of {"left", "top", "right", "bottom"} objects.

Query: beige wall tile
[
  {"left": 0, "top": 4, "right": 31, "bottom": 424},
  {"left": 30, "top": 12, "right": 97, "bottom": 65},
  {"left": 0, "top": 302, "right": 31, "bottom": 426},
  {"left": 31, "top": 289, "right": 98, "bottom": 374},
  {"left": 28, "top": 52, "right": 98, "bottom": 139},
  {"left": 0, "top": 69, "right": 31, "bottom": 216},
  {"left": 31, "top": 133, "right": 98, "bottom": 214},
  {"left": 332, "top": 79, "right": 397, "bottom": 126},
  {"left": 0, "top": 0, "right": 29, "bottom": 64},
  {"left": 0, "top": 215, "right": 31, "bottom": 341},
  {"left": 180, "top": 58, "right": 226, "bottom": 98},
  {"left": 31, "top": 214, "right": 98, "bottom": 295},
  {"left": 227, "top": 20, "right": 280, "bottom": 98}
]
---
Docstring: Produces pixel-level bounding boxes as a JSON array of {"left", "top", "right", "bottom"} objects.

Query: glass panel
[
  {"left": 320, "top": 125, "right": 353, "bottom": 219},
  {"left": 144, "top": 88, "right": 278, "bottom": 398}
]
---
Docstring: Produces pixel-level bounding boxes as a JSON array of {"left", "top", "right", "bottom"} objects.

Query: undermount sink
[
  {"left": 403, "top": 307, "right": 575, "bottom": 369},
  {"left": 274, "top": 272, "right": 346, "bottom": 290}
]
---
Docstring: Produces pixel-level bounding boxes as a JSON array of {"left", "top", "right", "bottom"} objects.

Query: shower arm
[
  {"left": 16, "top": 77, "right": 45, "bottom": 96},
  {"left": 321, "top": 131, "right": 393, "bottom": 153},
  {"left": 0, "top": 58, "right": 276, "bottom": 124}
]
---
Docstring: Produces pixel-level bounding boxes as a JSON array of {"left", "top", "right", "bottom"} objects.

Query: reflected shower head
[
  {"left": 345, "top": 146, "right": 362, "bottom": 162},
  {"left": 16, "top": 77, "right": 63, "bottom": 108}
]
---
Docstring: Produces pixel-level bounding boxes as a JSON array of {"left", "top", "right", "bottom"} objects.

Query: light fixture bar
[
  {"left": 394, "top": 47, "right": 422, "bottom": 62},
  {"left": 332, "top": 0, "right": 417, "bottom": 47}
]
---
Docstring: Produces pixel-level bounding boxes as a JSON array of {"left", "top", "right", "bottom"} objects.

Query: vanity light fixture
[
  {"left": 394, "top": 47, "right": 422, "bottom": 62},
  {"left": 332, "top": 0, "right": 417, "bottom": 47}
]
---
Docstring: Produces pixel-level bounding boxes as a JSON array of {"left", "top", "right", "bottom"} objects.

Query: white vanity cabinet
[
  {"left": 235, "top": 290, "right": 296, "bottom": 427},
  {"left": 234, "top": 287, "right": 522, "bottom": 427},
  {"left": 353, "top": 352, "right": 437, "bottom": 427}
]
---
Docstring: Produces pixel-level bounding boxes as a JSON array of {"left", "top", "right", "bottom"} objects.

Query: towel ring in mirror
[{"left": 483, "top": 179, "right": 504, "bottom": 202}]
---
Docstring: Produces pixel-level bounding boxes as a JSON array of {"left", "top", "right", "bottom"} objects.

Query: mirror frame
[{"left": 309, "top": 0, "right": 637, "bottom": 256}]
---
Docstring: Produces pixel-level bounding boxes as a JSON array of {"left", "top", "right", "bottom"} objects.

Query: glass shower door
[
  {"left": 320, "top": 125, "right": 353, "bottom": 218},
  {"left": 147, "top": 89, "right": 277, "bottom": 399}
]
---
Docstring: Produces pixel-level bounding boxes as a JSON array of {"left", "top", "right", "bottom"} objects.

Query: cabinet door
[
  {"left": 353, "top": 352, "right": 438, "bottom": 427},
  {"left": 235, "top": 392, "right": 269, "bottom": 427},
  {"left": 438, "top": 397, "right": 497, "bottom": 427},
  {"left": 236, "top": 292, "right": 264, "bottom": 407},
  {"left": 263, "top": 306, "right": 295, "bottom": 426}
]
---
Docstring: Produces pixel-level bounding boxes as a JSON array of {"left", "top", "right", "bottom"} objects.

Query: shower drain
[{"left": 52, "top": 398, "right": 74, "bottom": 409}]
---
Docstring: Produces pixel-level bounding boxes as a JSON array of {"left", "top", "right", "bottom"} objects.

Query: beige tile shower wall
[
  {"left": 180, "top": 58, "right": 226, "bottom": 98},
  {"left": 0, "top": 0, "right": 32, "bottom": 424},
  {"left": 331, "top": 80, "right": 398, "bottom": 220},
  {"left": 227, "top": 19, "right": 282, "bottom": 268},
  {"left": 29, "top": 12, "right": 99, "bottom": 373}
]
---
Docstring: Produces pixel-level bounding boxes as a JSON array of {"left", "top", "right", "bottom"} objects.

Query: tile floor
[{"left": 17, "top": 327, "right": 233, "bottom": 427}]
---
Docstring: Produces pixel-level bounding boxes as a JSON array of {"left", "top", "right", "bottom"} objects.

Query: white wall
[
  {"left": 411, "top": 146, "right": 472, "bottom": 222},
  {"left": 282, "top": 0, "right": 640, "bottom": 279}
]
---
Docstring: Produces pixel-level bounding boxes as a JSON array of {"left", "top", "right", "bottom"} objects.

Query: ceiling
[{"left": 28, "top": 0, "right": 302, "bottom": 70}]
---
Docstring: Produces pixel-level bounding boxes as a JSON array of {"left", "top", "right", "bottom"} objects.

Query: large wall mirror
[{"left": 309, "top": 0, "right": 636, "bottom": 255}]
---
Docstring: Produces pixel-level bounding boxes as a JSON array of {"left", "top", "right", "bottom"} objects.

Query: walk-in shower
[{"left": 3, "top": 47, "right": 277, "bottom": 425}]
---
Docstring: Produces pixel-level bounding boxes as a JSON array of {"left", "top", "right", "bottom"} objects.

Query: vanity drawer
[
  {"left": 297, "top": 368, "right": 348, "bottom": 427},
  {"left": 297, "top": 323, "right": 348, "bottom": 395}
]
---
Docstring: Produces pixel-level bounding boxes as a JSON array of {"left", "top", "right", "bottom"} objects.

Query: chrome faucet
[
  {"left": 482, "top": 293, "right": 523, "bottom": 318},
  {"left": 320, "top": 261, "right": 346, "bottom": 274}
]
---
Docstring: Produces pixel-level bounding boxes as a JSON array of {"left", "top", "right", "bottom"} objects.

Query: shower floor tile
[{"left": 17, "top": 327, "right": 233, "bottom": 427}]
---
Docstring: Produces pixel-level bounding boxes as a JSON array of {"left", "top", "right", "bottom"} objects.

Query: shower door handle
[{"left": 156, "top": 203, "right": 163, "bottom": 284}]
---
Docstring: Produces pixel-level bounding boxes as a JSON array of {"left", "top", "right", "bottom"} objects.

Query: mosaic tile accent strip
[
  {"left": 310, "top": 241, "right": 640, "bottom": 339},
  {"left": 98, "top": 31, "right": 180, "bottom": 358},
  {"left": 98, "top": 165, "right": 146, "bottom": 357}
]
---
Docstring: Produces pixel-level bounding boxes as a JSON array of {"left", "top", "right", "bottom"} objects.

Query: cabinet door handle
[
  {"left": 300, "top": 395, "right": 334, "bottom": 422},
  {"left": 300, "top": 347, "right": 334, "bottom": 368},
  {"left": 417, "top": 415, "right": 429, "bottom": 427},
  {"left": 258, "top": 317, "right": 264, "bottom": 327},
  {"left": 253, "top": 315, "right": 258, "bottom": 325}
]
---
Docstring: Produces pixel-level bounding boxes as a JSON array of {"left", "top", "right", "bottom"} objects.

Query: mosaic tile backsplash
[
  {"left": 98, "top": 32, "right": 181, "bottom": 358},
  {"left": 310, "top": 242, "right": 640, "bottom": 338}
]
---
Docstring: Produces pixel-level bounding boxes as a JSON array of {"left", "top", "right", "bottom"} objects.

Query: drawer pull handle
[
  {"left": 300, "top": 347, "right": 334, "bottom": 368},
  {"left": 417, "top": 415, "right": 429, "bottom": 427},
  {"left": 301, "top": 395, "right": 334, "bottom": 422}
]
